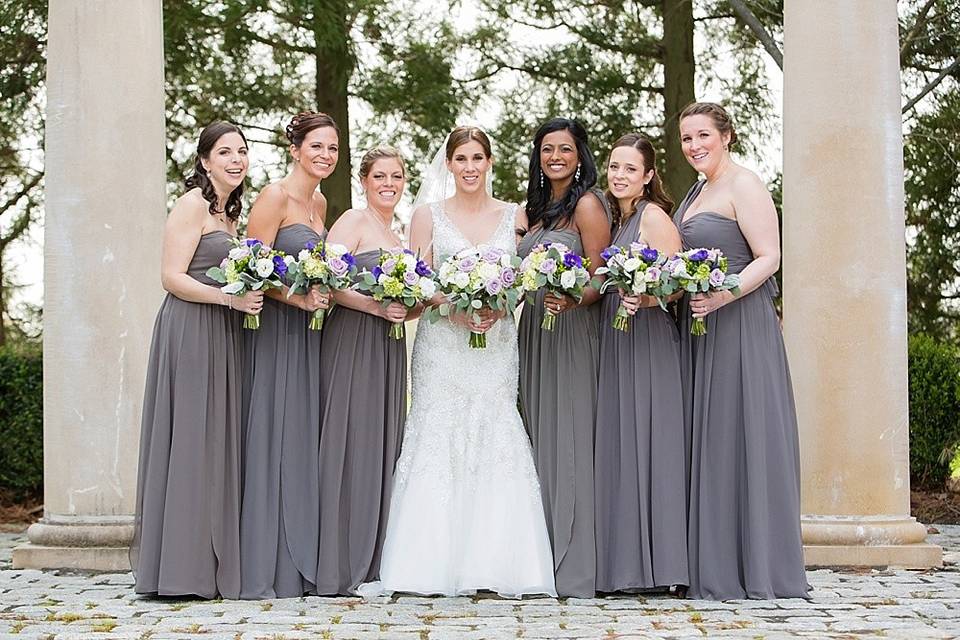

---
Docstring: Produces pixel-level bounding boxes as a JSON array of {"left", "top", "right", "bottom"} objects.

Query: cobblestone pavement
[{"left": 1, "top": 525, "right": 959, "bottom": 639}]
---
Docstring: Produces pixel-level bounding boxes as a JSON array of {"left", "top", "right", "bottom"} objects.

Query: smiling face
[
  {"left": 540, "top": 129, "right": 579, "bottom": 183},
  {"left": 362, "top": 157, "right": 405, "bottom": 211},
  {"left": 607, "top": 145, "right": 652, "bottom": 205},
  {"left": 679, "top": 113, "right": 731, "bottom": 175},
  {"left": 292, "top": 126, "right": 339, "bottom": 180},
  {"left": 446, "top": 140, "right": 491, "bottom": 194},
  {"left": 202, "top": 131, "right": 248, "bottom": 192}
]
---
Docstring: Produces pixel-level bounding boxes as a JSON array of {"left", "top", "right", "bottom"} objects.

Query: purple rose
[
  {"left": 403, "top": 270, "right": 419, "bottom": 286},
  {"left": 328, "top": 257, "right": 349, "bottom": 277},
  {"left": 482, "top": 246, "right": 504, "bottom": 263},
  {"left": 416, "top": 260, "right": 431, "bottom": 277},
  {"left": 641, "top": 247, "right": 659, "bottom": 262},
  {"left": 689, "top": 249, "right": 709, "bottom": 262},
  {"left": 372, "top": 265, "right": 383, "bottom": 280},
  {"left": 458, "top": 256, "right": 478, "bottom": 272},
  {"left": 382, "top": 257, "right": 397, "bottom": 273},
  {"left": 500, "top": 267, "right": 517, "bottom": 286},
  {"left": 272, "top": 254, "right": 288, "bottom": 277},
  {"left": 245, "top": 238, "right": 260, "bottom": 247},
  {"left": 563, "top": 252, "right": 583, "bottom": 269},
  {"left": 343, "top": 252, "right": 356, "bottom": 268},
  {"left": 539, "top": 258, "right": 558, "bottom": 275},
  {"left": 709, "top": 268, "right": 726, "bottom": 287},
  {"left": 485, "top": 278, "right": 503, "bottom": 295}
]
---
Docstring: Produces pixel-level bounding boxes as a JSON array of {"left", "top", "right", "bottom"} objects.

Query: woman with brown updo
[
  {"left": 239, "top": 111, "right": 336, "bottom": 599},
  {"left": 594, "top": 133, "right": 688, "bottom": 594},
  {"left": 132, "top": 122, "right": 262, "bottom": 599},
  {"left": 313, "top": 146, "right": 411, "bottom": 595},
  {"left": 673, "top": 102, "right": 808, "bottom": 600}
]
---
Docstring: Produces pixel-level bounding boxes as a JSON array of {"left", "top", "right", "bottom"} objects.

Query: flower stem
[
  {"left": 389, "top": 322, "right": 405, "bottom": 340},
  {"left": 310, "top": 309, "right": 326, "bottom": 331},
  {"left": 541, "top": 309, "right": 557, "bottom": 331},
  {"left": 612, "top": 305, "right": 631, "bottom": 333},
  {"left": 244, "top": 313, "right": 260, "bottom": 330},
  {"left": 469, "top": 331, "right": 487, "bottom": 349},
  {"left": 691, "top": 317, "right": 707, "bottom": 336}
]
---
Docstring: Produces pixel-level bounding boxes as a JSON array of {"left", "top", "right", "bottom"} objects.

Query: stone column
[
  {"left": 13, "top": 1, "right": 166, "bottom": 570},
  {"left": 782, "top": 1, "right": 940, "bottom": 567}
]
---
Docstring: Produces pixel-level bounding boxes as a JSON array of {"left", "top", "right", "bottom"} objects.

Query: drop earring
[
  {"left": 540, "top": 171, "right": 544, "bottom": 189},
  {"left": 575, "top": 163, "right": 581, "bottom": 182}
]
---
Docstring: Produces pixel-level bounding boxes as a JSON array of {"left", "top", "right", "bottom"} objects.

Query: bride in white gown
[{"left": 360, "top": 126, "right": 556, "bottom": 599}]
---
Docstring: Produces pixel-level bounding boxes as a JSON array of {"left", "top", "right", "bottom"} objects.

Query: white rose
[
  {"left": 623, "top": 257, "right": 641, "bottom": 272},
  {"left": 500, "top": 253, "right": 513, "bottom": 267},
  {"left": 255, "top": 257, "right": 274, "bottom": 278},
  {"left": 228, "top": 246, "right": 249, "bottom": 260},
  {"left": 283, "top": 255, "right": 295, "bottom": 266},
  {"left": 560, "top": 270, "right": 576, "bottom": 289},
  {"left": 327, "top": 242, "right": 348, "bottom": 257},
  {"left": 403, "top": 253, "right": 417, "bottom": 269},
  {"left": 298, "top": 249, "right": 310, "bottom": 261},
  {"left": 453, "top": 272, "right": 470, "bottom": 288},
  {"left": 478, "top": 262, "right": 499, "bottom": 281},
  {"left": 419, "top": 278, "right": 436, "bottom": 298}
]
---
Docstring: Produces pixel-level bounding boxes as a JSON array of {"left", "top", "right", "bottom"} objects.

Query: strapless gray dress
[
  {"left": 673, "top": 180, "right": 809, "bottom": 600},
  {"left": 239, "top": 223, "right": 323, "bottom": 599},
  {"left": 131, "top": 230, "right": 243, "bottom": 599},
  {"left": 517, "top": 220, "right": 603, "bottom": 598},
  {"left": 314, "top": 249, "right": 407, "bottom": 595},
  {"left": 594, "top": 201, "right": 689, "bottom": 592}
]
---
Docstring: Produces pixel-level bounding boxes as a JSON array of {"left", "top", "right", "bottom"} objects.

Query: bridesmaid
[
  {"left": 673, "top": 102, "right": 809, "bottom": 600},
  {"left": 517, "top": 117, "right": 611, "bottom": 598},
  {"left": 314, "top": 146, "right": 411, "bottom": 595},
  {"left": 593, "top": 134, "right": 688, "bottom": 594},
  {"left": 239, "top": 111, "right": 335, "bottom": 599},
  {"left": 132, "top": 122, "right": 263, "bottom": 599}
]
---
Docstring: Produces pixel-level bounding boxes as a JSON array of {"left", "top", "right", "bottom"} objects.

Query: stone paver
[{"left": 0, "top": 525, "right": 958, "bottom": 639}]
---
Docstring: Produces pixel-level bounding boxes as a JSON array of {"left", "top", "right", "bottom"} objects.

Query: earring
[
  {"left": 539, "top": 171, "right": 544, "bottom": 189},
  {"left": 575, "top": 163, "right": 581, "bottom": 182}
]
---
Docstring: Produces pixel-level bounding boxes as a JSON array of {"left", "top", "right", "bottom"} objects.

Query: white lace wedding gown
[{"left": 361, "top": 202, "right": 557, "bottom": 598}]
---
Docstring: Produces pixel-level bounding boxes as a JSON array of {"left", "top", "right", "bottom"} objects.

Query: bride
[{"left": 361, "top": 126, "right": 556, "bottom": 598}]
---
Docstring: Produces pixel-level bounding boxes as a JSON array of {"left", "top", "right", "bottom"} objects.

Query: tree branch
[
  {"left": 0, "top": 172, "right": 43, "bottom": 221},
  {"left": 900, "top": 0, "right": 938, "bottom": 61},
  {"left": 727, "top": 0, "right": 783, "bottom": 70},
  {"left": 902, "top": 57, "right": 960, "bottom": 114}
]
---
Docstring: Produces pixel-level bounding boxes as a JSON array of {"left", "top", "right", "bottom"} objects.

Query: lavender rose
[
  {"left": 403, "top": 270, "right": 419, "bottom": 286},
  {"left": 328, "top": 256, "right": 349, "bottom": 277},
  {"left": 539, "top": 258, "right": 558, "bottom": 275},
  {"left": 485, "top": 278, "right": 503, "bottom": 295},
  {"left": 500, "top": 267, "right": 517, "bottom": 286},
  {"left": 709, "top": 268, "right": 726, "bottom": 287}
]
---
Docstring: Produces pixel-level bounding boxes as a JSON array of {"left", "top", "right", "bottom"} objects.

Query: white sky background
[{"left": 8, "top": 2, "right": 785, "bottom": 315}]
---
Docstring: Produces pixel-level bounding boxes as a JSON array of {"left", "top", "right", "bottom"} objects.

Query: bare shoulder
[
  {"left": 574, "top": 189, "right": 608, "bottom": 220},
  {"left": 410, "top": 203, "right": 435, "bottom": 225},
  {"left": 731, "top": 166, "right": 768, "bottom": 194},
  {"left": 169, "top": 189, "right": 209, "bottom": 225},
  {"left": 254, "top": 181, "right": 291, "bottom": 208},
  {"left": 641, "top": 203, "right": 672, "bottom": 226}
]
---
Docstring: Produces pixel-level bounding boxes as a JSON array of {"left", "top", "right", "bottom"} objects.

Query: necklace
[{"left": 366, "top": 208, "right": 398, "bottom": 242}]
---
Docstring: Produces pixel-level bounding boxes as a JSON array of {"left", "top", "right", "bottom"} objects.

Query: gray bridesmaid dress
[
  {"left": 594, "top": 201, "right": 689, "bottom": 592},
  {"left": 673, "top": 180, "right": 809, "bottom": 600},
  {"left": 132, "top": 230, "right": 243, "bottom": 599},
  {"left": 517, "top": 197, "right": 608, "bottom": 598},
  {"left": 314, "top": 249, "right": 407, "bottom": 595},
  {"left": 240, "top": 224, "right": 323, "bottom": 599}
]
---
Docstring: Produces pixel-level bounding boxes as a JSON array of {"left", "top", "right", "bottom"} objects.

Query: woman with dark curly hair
[
  {"left": 239, "top": 111, "right": 336, "bottom": 599},
  {"left": 132, "top": 122, "right": 262, "bottom": 599},
  {"left": 517, "top": 117, "right": 611, "bottom": 597}
]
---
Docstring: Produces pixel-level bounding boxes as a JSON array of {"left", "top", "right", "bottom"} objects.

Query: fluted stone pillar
[
  {"left": 782, "top": 0, "right": 941, "bottom": 568},
  {"left": 13, "top": 1, "right": 166, "bottom": 570}
]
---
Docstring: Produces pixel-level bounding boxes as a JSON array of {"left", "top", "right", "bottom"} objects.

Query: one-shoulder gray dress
[
  {"left": 594, "top": 201, "right": 688, "bottom": 592},
  {"left": 240, "top": 223, "right": 323, "bottom": 599},
  {"left": 673, "top": 180, "right": 809, "bottom": 600},
  {"left": 132, "top": 230, "right": 243, "bottom": 599},
  {"left": 314, "top": 249, "right": 407, "bottom": 595},
  {"left": 517, "top": 215, "right": 604, "bottom": 598}
]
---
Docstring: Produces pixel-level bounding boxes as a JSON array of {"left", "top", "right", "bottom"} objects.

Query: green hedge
[
  {"left": 0, "top": 344, "right": 43, "bottom": 497},
  {"left": 908, "top": 334, "right": 960, "bottom": 489}
]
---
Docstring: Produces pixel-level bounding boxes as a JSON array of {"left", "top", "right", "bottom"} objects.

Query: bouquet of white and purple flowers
[
  {"left": 664, "top": 247, "right": 741, "bottom": 336},
  {"left": 593, "top": 242, "right": 678, "bottom": 332},
  {"left": 426, "top": 244, "right": 523, "bottom": 349},
  {"left": 519, "top": 242, "right": 591, "bottom": 331},
  {"left": 207, "top": 237, "right": 291, "bottom": 330},
  {"left": 285, "top": 240, "right": 357, "bottom": 331},
  {"left": 355, "top": 248, "right": 436, "bottom": 340}
]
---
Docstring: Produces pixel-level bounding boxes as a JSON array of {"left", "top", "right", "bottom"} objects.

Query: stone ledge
[
  {"left": 803, "top": 543, "right": 943, "bottom": 569},
  {"left": 12, "top": 543, "right": 131, "bottom": 571}
]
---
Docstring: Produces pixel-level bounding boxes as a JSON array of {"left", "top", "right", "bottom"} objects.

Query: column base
[
  {"left": 12, "top": 519, "right": 134, "bottom": 572},
  {"left": 801, "top": 514, "right": 943, "bottom": 569}
]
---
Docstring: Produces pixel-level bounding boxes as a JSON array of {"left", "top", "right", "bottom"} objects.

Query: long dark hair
[
  {"left": 604, "top": 133, "right": 674, "bottom": 228},
  {"left": 184, "top": 121, "right": 247, "bottom": 221},
  {"left": 525, "top": 118, "right": 598, "bottom": 231}
]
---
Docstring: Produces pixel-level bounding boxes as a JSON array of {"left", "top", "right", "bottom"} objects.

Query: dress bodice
[
  {"left": 429, "top": 201, "right": 519, "bottom": 268},
  {"left": 517, "top": 188, "right": 611, "bottom": 259},
  {"left": 189, "top": 231, "right": 235, "bottom": 286},
  {"left": 273, "top": 223, "right": 323, "bottom": 256},
  {"left": 611, "top": 200, "right": 649, "bottom": 249}
]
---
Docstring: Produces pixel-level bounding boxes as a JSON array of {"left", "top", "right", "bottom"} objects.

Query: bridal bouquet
[
  {"left": 519, "top": 242, "right": 591, "bottom": 331},
  {"left": 664, "top": 247, "right": 741, "bottom": 336},
  {"left": 207, "top": 237, "right": 291, "bottom": 330},
  {"left": 426, "top": 245, "right": 523, "bottom": 349},
  {"left": 285, "top": 240, "right": 357, "bottom": 330},
  {"left": 355, "top": 247, "right": 436, "bottom": 339},
  {"left": 593, "top": 242, "right": 677, "bottom": 332}
]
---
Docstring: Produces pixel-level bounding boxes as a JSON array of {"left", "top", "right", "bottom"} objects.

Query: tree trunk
[
  {"left": 661, "top": 0, "right": 697, "bottom": 206},
  {"left": 312, "top": 0, "right": 353, "bottom": 226}
]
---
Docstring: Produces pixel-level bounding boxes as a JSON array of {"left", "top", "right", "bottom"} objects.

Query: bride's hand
[
  {"left": 380, "top": 301, "right": 408, "bottom": 323},
  {"left": 451, "top": 309, "right": 496, "bottom": 333}
]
